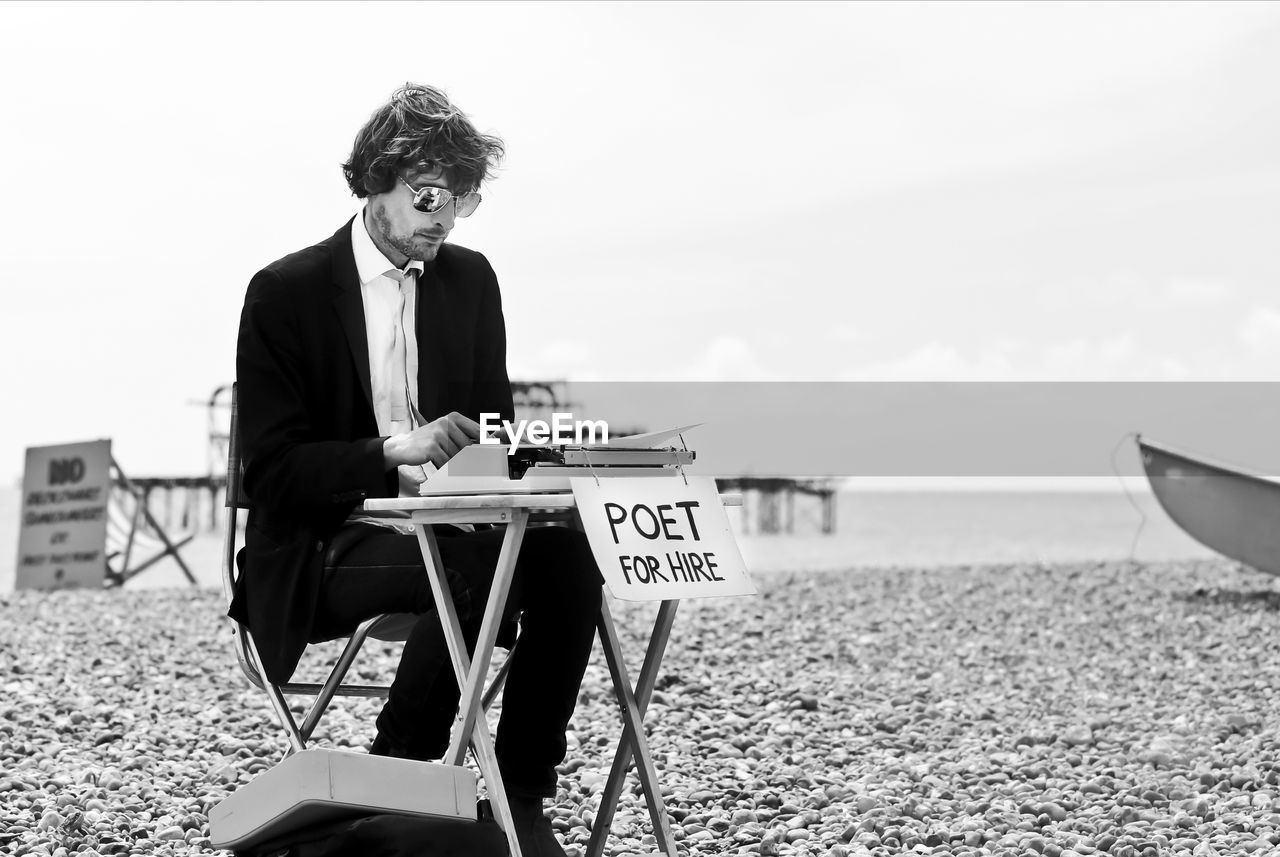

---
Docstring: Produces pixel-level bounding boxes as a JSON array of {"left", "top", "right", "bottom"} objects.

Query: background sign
[
  {"left": 572, "top": 476, "right": 755, "bottom": 601},
  {"left": 13, "top": 439, "right": 112, "bottom": 591}
]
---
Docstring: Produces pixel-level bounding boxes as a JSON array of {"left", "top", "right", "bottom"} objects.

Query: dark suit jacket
[{"left": 230, "top": 218, "right": 515, "bottom": 683}]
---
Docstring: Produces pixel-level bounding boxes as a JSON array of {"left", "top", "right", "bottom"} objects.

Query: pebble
[
  {"left": 1062, "top": 726, "right": 1094, "bottom": 747},
  {"left": 6, "top": 561, "right": 1280, "bottom": 854}
]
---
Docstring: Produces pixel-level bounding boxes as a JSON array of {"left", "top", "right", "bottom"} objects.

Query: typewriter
[{"left": 419, "top": 438, "right": 696, "bottom": 495}]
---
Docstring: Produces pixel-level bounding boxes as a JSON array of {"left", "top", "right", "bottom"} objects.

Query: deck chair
[
  {"left": 222, "top": 383, "right": 517, "bottom": 757},
  {"left": 105, "top": 460, "right": 197, "bottom": 587}
]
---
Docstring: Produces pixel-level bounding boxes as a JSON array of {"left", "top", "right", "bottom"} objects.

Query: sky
[{"left": 2, "top": 1, "right": 1280, "bottom": 484}]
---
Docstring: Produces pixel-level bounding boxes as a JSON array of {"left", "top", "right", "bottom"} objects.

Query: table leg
[
  {"left": 415, "top": 518, "right": 528, "bottom": 857},
  {"left": 445, "top": 510, "right": 529, "bottom": 766},
  {"left": 587, "top": 599, "right": 680, "bottom": 857}
]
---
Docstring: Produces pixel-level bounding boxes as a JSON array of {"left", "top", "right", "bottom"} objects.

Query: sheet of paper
[{"left": 600, "top": 424, "right": 703, "bottom": 449}]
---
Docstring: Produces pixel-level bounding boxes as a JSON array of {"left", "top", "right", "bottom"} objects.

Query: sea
[
  {"left": 0, "top": 485, "right": 1216, "bottom": 591},
  {"left": 723, "top": 488, "right": 1215, "bottom": 573}
]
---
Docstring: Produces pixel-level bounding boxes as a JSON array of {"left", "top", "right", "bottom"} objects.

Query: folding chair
[
  {"left": 105, "top": 460, "right": 197, "bottom": 587},
  {"left": 221, "top": 383, "right": 516, "bottom": 758}
]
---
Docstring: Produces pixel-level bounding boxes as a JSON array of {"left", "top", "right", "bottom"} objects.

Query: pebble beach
[{"left": 3, "top": 558, "right": 1280, "bottom": 857}]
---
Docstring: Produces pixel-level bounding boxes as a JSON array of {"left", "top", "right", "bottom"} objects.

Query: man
[{"left": 230, "top": 83, "right": 601, "bottom": 857}]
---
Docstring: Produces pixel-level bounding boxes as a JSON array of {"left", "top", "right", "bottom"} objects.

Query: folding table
[{"left": 362, "top": 490, "right": 741, "bottom": 857}]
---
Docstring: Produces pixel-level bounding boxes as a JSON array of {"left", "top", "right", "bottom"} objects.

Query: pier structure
[
  {"left": 110, "top": 387, "right": 231, "bottom": 534},
  {"left": 716, "top": 476, "right": 838, "bottom": 535},
  {"left": 142, "top": 381, "right": 584, "bottom": 533},
  {"left": 207, "top": 384, "right": 234, "bottom": 490},
  {"left": 117, "top": 474, "right": 226, "bottom": 534},
  {"left": 125, "top": 384, "right": 838, "bottom": 536}
]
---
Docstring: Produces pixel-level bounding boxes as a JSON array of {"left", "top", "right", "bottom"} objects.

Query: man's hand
[{"left": 383, "top": 412, "right": 483, "bottom": 469}]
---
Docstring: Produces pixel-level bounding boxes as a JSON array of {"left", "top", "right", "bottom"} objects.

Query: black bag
[{"left": 238, "top": 803, "right": 509, "bottom": 857}]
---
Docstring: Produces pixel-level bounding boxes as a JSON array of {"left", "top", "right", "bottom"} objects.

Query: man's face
[{"left": 367, "top": 165, "right": 457, "bottom": 264}]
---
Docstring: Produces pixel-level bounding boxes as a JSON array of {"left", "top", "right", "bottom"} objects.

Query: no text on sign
[{"left": 572, "top": 476, "right": 755, "bottom": 601}]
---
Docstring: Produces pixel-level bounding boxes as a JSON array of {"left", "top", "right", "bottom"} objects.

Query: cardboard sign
[
  {"left": 572, "top": 476, "right": 755, "bottom": 601},
  {"left": 13, "top": 439, "right": 112, "bottom": 591}
]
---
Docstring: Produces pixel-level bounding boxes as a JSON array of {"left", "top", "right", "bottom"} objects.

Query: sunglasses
[{"left": 399, "top": 177, "right": 482, "bottom": 218}]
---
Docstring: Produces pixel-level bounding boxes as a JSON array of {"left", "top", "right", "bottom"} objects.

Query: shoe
[{"left": 508, "top": 796, "right": 568, "bottom": 857}]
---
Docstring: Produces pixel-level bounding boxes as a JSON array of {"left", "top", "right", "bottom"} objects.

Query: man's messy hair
[{"left": 342, "top": 83, "right": 504, "bottom": 197}]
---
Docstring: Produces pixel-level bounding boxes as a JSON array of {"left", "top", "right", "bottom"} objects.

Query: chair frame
[
  {"left": 105, "top": 457, "right": 197, "bottom": 587},
  {"left": 221, "top": 383, "right": 513, "bottom": 758}
]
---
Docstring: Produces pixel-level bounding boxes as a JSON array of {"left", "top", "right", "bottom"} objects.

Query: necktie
[
  {"left": 387, "top": 267, "right": 431, "bottom": 494},
  {"left": 387, "top": 267, "right": 418, "bottom": 436}
]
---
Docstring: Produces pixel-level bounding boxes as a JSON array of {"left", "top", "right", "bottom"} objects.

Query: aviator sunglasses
[{"left": 400, "top": 177, "right": 482, "bottom": 218}]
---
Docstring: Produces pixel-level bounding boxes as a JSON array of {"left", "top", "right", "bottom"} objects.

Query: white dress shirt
[{"left": 348, "top": 213, "right": 433, "bottom": 522}]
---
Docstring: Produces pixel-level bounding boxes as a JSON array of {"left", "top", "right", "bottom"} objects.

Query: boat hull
[{"left": 1138, "top": 436, "right": 1280, "bottom": 576}]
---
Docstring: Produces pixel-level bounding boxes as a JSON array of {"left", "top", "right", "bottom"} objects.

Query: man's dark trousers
[{"left": 312, "top": 523, "right": 602, "bottom": 799}]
